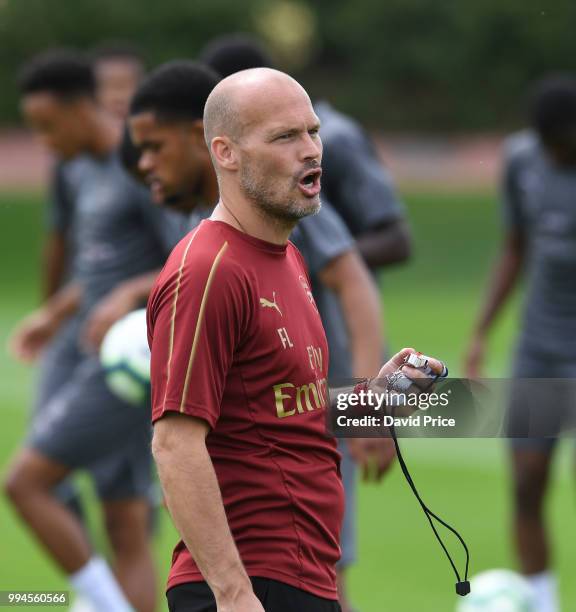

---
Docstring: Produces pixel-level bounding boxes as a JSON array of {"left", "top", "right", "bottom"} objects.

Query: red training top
[{"left": 147, "top": 220, "right": 344, "bottom": 599}]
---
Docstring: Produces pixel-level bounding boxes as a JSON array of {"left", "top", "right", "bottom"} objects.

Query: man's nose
[
  {"left": 139, "top": 150, "right": 154, "bottom": 173},
  {"left": 300, "top": 132, "right": 322, "bottom": 162}
]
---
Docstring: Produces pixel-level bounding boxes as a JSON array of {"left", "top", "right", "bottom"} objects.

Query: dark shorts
[
  {"left": 167, "top": 578, "right": 341, "bottom": 612},
  {"left": 29, "top": 319, "right": 153, "bottom": 500},
  {"left": 508, "top": 347, "right": 576, "bottom": 453}
]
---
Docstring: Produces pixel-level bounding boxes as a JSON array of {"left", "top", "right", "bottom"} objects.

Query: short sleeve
[
  {"left": 46, "top": 163, "right": 73, "bottom": 233},
  {"left": 321, "top": 122, "right": 405, "bottom": 235},
  {"left": 148, "top": 238, "right": 248, "bottom": 426},
  {"left": 291, "top": 201, "right": 354, "bottom": 277}
]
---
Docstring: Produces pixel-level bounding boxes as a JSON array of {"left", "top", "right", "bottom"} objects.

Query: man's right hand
[
  {"left": 464, "top": 335, "right": 486, "bottom": 379},
  {"left": 373, "top": 347, "right": 445, "bottom": 388},
  {"left": 8, "top": 309, "right": 59, "bottom": 363},
  {"left": 8, "top": 282, "right": 81, "bottom": 363}
]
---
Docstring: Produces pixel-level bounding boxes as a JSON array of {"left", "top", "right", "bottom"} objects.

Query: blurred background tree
[{"left": 1, "top": 0, "right": 576, "bottom": 131}]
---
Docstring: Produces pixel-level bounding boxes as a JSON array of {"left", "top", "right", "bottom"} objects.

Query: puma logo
[{"left": 260, "top": 292, "right": 282, "bottom": 316}]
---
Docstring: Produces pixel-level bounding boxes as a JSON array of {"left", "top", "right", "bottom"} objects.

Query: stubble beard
[{"left": 239, "top": 163, "right": 320, "bottom": 228}]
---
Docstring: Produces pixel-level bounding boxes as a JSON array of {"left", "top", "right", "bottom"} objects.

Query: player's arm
[
  {"left": 297, "top": 204, "right": 394, "bottom": 480},
  {"left": 42, "top": 230, "right": 68, "bottom": 299},
  {"left": 324, "top": 130, "right": 411, "bottom": 269},
  {"left": 464, "top": 143, "right": 527, "bottom": 377},
  {"left": 464, "top": 230, "right": 525, "bottom": 377},
  {"left": 43, "top": 163, "right": 73, "bottom": 299},
  {"left": 82, "top": 269, "right": 161, "bottom": 350},
  {"left": 319, "top": 249, "right": 396, "bottom": 480},
  {"left": 355, "top": 219, "right": 411, "bottom": 268},
  {"left": 152, "top": 414, "right": 263, "bottom": 611},
  {"left": 319, "top": 249, "right": 382, "bottom": 378},
  {"left": 9, "top": 282, "right": 82, "bottom": 363}
]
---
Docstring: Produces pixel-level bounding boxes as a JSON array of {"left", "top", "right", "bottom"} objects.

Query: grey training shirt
[
  {"left": 55, "top": 152, "right": 184, "bottom": 314},
  {"left": 315, "top": 100, "right": 405, "bottom": 236},
  {"left": 502, "top": 130, "right": 576, "bottom": 358}
]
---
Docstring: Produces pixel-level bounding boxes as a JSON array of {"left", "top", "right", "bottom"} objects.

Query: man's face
[
  {"left": 129, "top": 111, "right": 205, "bottom": 211},
  {"left": 96, "top": 59, "right": 143, "bottom": 120},
  {"left": 234, "top": 86, "right": 323, "bottom": 223},
  {"left": 21, "top": 92, "right": 88, "bottom": 159}
]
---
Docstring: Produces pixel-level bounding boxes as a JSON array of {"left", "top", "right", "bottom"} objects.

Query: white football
[
  {"left": 100, "top": 309, "right": 151, "bottom": 405},
  {"left": 456, "top": 569, "right": 538, "bottom": 612}
]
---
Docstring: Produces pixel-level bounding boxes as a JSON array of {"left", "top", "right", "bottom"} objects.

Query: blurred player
[
  {"left": 92, "top": 42, "right": 145, "bottom": 121},
  {"left": 36, "top": 51, "right": 149, "bottom": 608},
  {"left": 44, "top": 43, "right": 145, "bottom": 303},
  {"left": 147, "top": 66, "right": 441, "bottom": 611},
  {"left": 3, "top": 50, "right": 181, "bottom": 612},
  {"left": 465, "top": 75, "right": 576, "bottom": 612},
  {"left": 199, "top": 34, "right": 409, "bottom": 609},
  {"left": 50, "top": 40, "right": 145, "bottom": 297}
]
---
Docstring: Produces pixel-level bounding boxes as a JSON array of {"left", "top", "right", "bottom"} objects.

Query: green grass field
[{"left": 1, "top": 191, "right": 574, "bottom": 611}]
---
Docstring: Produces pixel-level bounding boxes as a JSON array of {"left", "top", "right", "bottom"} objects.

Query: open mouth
[{"left": 298, "top": 168, "right": 322, "bottom": 197}]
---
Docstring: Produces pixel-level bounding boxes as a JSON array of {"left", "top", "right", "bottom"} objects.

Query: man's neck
[
  {"left": 211, "top": 189, "right": 295, "bottom": 245},
  {"left": 200, "top": 161, "right": 220, "bottom": 208}
]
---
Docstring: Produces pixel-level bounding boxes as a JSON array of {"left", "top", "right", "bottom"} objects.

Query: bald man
[{"left": 148, "top": 68, "right": 433, "bottom": 612}]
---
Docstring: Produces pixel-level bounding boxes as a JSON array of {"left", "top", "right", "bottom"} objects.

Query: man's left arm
[
  {"left": 318, "top": 249, "right": 382, "bottom": 378},
  {"left": 295, "top": 204, "right": 397, "bottom": 480},
  {"left": 318, "top": 249, "right": 398, "bottom": 480}
]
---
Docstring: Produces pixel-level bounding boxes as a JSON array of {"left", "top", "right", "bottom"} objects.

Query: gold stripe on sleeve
[
  {"left": 179, "top": 241, "right": 229, "bottom": 412},
  {"left": 162, "top": 232, "right": 198, "bottom": 409}
]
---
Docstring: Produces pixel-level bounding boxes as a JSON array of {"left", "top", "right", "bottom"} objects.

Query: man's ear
[{"left": 211, "top": 136, "right": 238, "bottom": 171}]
